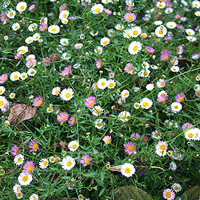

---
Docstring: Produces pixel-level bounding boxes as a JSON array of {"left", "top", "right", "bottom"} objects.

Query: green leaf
[{"left": 181, "top": 186, "right": 200, "bottom": 200}]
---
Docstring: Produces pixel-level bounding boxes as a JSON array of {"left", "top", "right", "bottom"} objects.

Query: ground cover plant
[{"left": 0, "top": 0, "right": 200, "bottom": 199}]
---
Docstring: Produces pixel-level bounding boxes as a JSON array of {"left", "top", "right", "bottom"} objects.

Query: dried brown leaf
[
  {"left": 59, "top": 141, "right": 68, "bottom": 150},
  {"left": 8, "top": 101, "right": 37, "bottom": 126}
]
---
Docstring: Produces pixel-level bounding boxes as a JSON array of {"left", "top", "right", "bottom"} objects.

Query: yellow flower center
[
  {"left": 174, "top": 105, "right": 179, "bottom": 109},
  {"left": 103, "top": 41, "right": 108, "bottom": 45},
  {"left": 124, "top": 92, "right": 128, "bottom": 97},
  {"left": 43, "top": 161, "right": 48, "bottom": 166},
  {"left": 97, "top": 122, "right": 102, "bottom": 127},
  {"left": 63, "top": 13, "right": 67, "bottom": 18},
  {"left": 52, "top": 28, "right": 57, "bottom": 32},
  {"left": 128, "top": 66, "right": 133, "bottom": 71},
  {"left": 174, "top": 186, "right": 179, "bottom": 191},
  {"left": 179, "top": 97, "right": 183, "bottom": 102},
  {"left": 0, "top": 101, "right": 4, "bottom": 106},
  {"left": 32, "top": 143, "right": 38, "bottom": 150},
  {"left": 154, "top": 132, "right": 159, "bottom": 137},
  {"left": 163, "top": 56, "right": 169, "bottom": 61},
  {"left": 17, "top": 187, "right": 20, "bottom": 192},
  {"left": 109, "top": 82, "right": 114, "bottom": 88},
  {"left": 122, "top": 114, "right": 127, "bottom": 119},
  {"left": 128, "top": 145, "right": 135, "bottom": 152},
  {"left": 42, "top": 26, "right": 47, "bottom": 30},
  {"left": 127, "top": 16, "right": 133, "bottom": 21},
  {"left": 21, "top": 50, "right": 25, "bottom": 53},
  {"left": 132, "top": 45, "right": 138, "bottom": 51},
  {"left": 67, "top": 161, "right": 72, "bottom": 166},
  {"left": 98, "top": 49, "right": 101, "bottom": 54},
  {"left": 20, "top": 5, "right": 25, "bottom": 10},
  {"left": 143, "top": 102, "right": 149, "bottom": 107},
  {"left": 55, "top": 90, "right": 60, "bottom": 94},
  {"left": 144, "top": 72, "right": 148, "bottom": 76},
  {"left": 0, "top": 89, "right": 2, "bottom": 93},
  {"left": 188, "top": 133, "right": 193, "bottom": 138},
  {"left": 14, "top": 75, "right": 18, "bottom": 79},
  {"left": 22, "top": 75, "right": 26, "bottom": 79},
  {"left": 160, "top": 145, "right": 166, "bottom": 150},
  {"left": 38, "top": 100, "right": 43, "bottom": 106},
  {"left": 133, "top": 30, "right": 138, "bottom": 35},
  {"left": 95, "top": 109, "right": 101, "bottom": 114},
  {"left": 10, "top": 13, "right": 14, "bottom": 16},
  {"left": 65, "top": 93, "right": 71, "bottom": 98},
  {"left": 141, "top": 33, "right": 146, "bottom": 38},
  {"left": 159, "top": 30, "right": 163, "bottom": 34},
  {"left": 101, "top": 82, "right": 105, "bottom": 86},
  {"left": 125, "top": 167, "right": 131, "bottom": 173},
  {"left": 18, "top": 158, "right": 22, "bottom": 162},
  {"left": 27, "top": 165, "right": 33, "bottom": 172},
  {"left": 160, "top": 82, "right": 164, "bottom": 86},
  {"left": 72, "top": 144, "right": 77, "bottom": 149},
  {"left": 61, "top": 116, "right": 67, "bottom": 121},
  {"left": 95, "top": 8, "right": 101, "bottom": 13},
  {"left": 89, "top": 101, "right": 94, "bottom": 106},
  {"left": 84, "top": 158, "right": 90, "bottom": 164},
  {"left": 106, "top": 139, "right": 111, "bottom": 144},
  {"left": 166, "top": 192, "right": 171, "bottom": 198},
  {"left": 161, "top": 98, "right": 165, "bottom": 102},
  {"left": 3, "top": 77, "right": 7, "bottom": 82}
]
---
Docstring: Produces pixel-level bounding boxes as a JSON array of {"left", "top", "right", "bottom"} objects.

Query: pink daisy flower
[
  {"left": 1, "top": 101, "right": 9, "bottom": 113},
  {"left": 157, "top": 95, "right": 168, "bottom": 103},
  {"left": 68, "top": 116, "right": 76, "bottom": 126},
  {"left": 124, "top": 142, "right": 136, "bottom": 155},
  {"left": 80, "top": 154, "right": 92, "bottom": 167},
  {"left": 26, "top": 58, "right": 37, "bottom": 68},
  {"left": 0, "top": 12, "right": 8, "bottom": 25},
  {"left": 195, "top": 90, "right": 200, "bottom": 97},
  {"left": 11, "top": 145, "right": 20, "bottom": 156},
  {"left": 15, "top": 53, "right": 23, "bottom": 60},
  {"left": 171, "top": 151, "right": 181, "bottom": 160},
  {"left": 175, "top": 93, "right": 185, "bottom": 102},
  {"left": 29, "top": 4, "right": 36, "bottom": 11},
  {"left": 166, "top": 1, "right": 172, "bottom": 7},
  {"left": 39, "top": 23, "right": 48, "bottom": 32},
  {"left": 102, "top": 136, "right": 111, "bottom": 144},
  {"left": 175, "top": 14, "right": 182, "bottom": 19},
  {"left": 96, "top": 59, "right": 103, "bottom": 69},
  {"left": 104, "top": 8, "right": 112, "bottom": 15},
  {"left": 124, "top": 13, "right": 136, "bottom": 22},
  {"left": 74, "top": 43, "right": 83, "bottom": 49},
  {"left": 57, "top": 112, "right": 69, "bottom": 123},
  {"left": 177, "top": 25, "right": 184, "bottom": 30},
  {"left": 145, "top": 46, "right": 155, "bottom": 53},
  {"left": 157, "top": 79, "right": 165, "bottom": 88},
  {"left": 51, "top": 53, "right": 59, "bottom": 61},
  {"left": 59, "top": 3, "right": 67, "bottom": 12},
  {"left": 23, "top": 161, "right": 35, "bottom": 175},
  {"left": 60, "top": 66, "right": 71, "bottom": 77},
  {"left": 84, "top": 96, "right": 96, "bottom": 108},
  {"left": 33, "top": 96, "right": 43, "bottom": 107},
  {"left": 130, "top": 133, "right": 140, "bottom": 141},
  {"left": 160, "top": 49, "right": 170, "bottom": 61},
  {"left": 163, "top": 188, "right": 175, "bottom": 200},
  {"left": 182, "top": 122, "right": 193, "bottom": 131},
  {"left": 177, "top": 45, "right": 183, "bottom": 55},
  {"left": 141, "top": 135, "right": 148, "bottom": 143},
  {"left": 124, "top": 63, "right": 134, "bottom": 74},
  {"left": 0, "top": 74, "right": 8, "bottom": 84},
  {"left": 125, "top": 6, "right": 134, "bottom": 11},
  {"left": 43, "top": 57, "right": 51, "bottom": 66},
  {"left": 29, "top": 141, "right": 39, "bottom": 153}
]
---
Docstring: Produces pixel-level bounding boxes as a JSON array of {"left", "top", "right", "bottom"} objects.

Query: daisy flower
[
  {"left": 185, "top": 128, "right": 196, "bottom": 140},
  {"left": 115, "top": 24, "right": 124, "bottom": 30},
  {"left": 140, "top": 98, "right": 153, "bottom": 109},
  {"left": 118, "top": 111, "right": 131, "bottom": 122},
  {"left": 30, "top": 194, "right": 39, "bottom": 200},
  {"left": 163, "top": 189, "right": 175, "bottom": 200},
  {"left": 155, "top": 25, "right": 167, "bottom": 37},
  {"left": 23, "top": 161, "right": 35, "bottom": 175},
  {"left": 0, "top": 86, "right": 5, "bottom": 95},
  {"left": 39, "top": 23, "right": 48, "bottom": 31},
  {"left": 124, "top": 63, "right": 135, "bottom": 74},
  {"left": 94, "top": 46, "right": 103, "bottom": 54},
  {"left": 49, "top": 156, "right": 55, "bottom": 163},
  {"left": 171, "top": 102, "right": 182, "bottom": 112},
  {"left": 157, "top": 79, "right": 165, "bottom": 88},
  {"left": 57, "top": 112, "right": 69, "bottom": 123},
  {"left": 166, "top": 22, "right": 176, "bottom": 29},
  {"left": 186, "top": 36, "right": 196, "bottom": 42},
  {"left": 96, "top": 59, "right": 103, "bottom": 69},
  {"left": 10, "top": 71, "right": 20, "bottom": 81},
  {"left": 27, "top": 68, "right": 37, "bottom": 76},
  {"left": 7, "top": 9, "right": 16, "bottom": 19},
  {"left": 157, "top": 2, "right": 166, "bottom": 8},
  {"left": 130, "top": 133, "right": 140, "bottom": 141},
  {"left": 121, "top": 163, "right": 136, "bottom": 177},
  {"left": 59, "top": 3, "right": 67, "bottom": 12},
  {"left": 17, "top": 46, "right": 28, "bottom": 55},
  {"left": 80, "top": 154, "right": 92, "bottom": 167},
  {"left": 91, "top": 105, "right": 103, "bottom": 116},
  {"left": 48, "top": 25, "right": 60, "bottom": 34},
  {"left": 156, "top": 141, "right": 168, "bottom": 156},
  {"left": 16, "top": 2, "right": 27, "bottom": 12},
  {"left": 28, "top": 23, "right": 38, "bottom": 32},
  {"left": 39, "top": 159, "right": 49, "bottom": 169},
  {"left": 11, "top": 145, "right": 20, "bottom": 156},
  {"left": 192, "top": 1, "right": 200, "bottom": 8},
  {"left": 182, "top": 123, "right": 193, "bottom": 131},
  {"left": 33, "top": 96, "right": 43, "bottom": 107},
  {"left": 124, "top": 13, "right": 136, "bottom": 22},
  {"left": 16, "top": 192, "right": 23, "bottom": 199},
  {"left": 124, "top": 142, "right": 136, "bottom": 155},
  {"left": 108, "top": 29, "right": 115, "bottom": 36},
  {"left": 107, "top": 79, "right": 116, "bottom": 89},
  {"left": 121, "top": 90, "right": 129, "bottom": 98},
  {"left": 26, "top": 58, "right": 37, "bottom": 68},
  {"left": 100, "top": 37, "right": 110, "bottom": 46},
  {"left": 62, "top": 156, "right": 76, "bottom": 170},
  {"left": 0, "top": 74, "right": 8, "bottom": 83},
  {"left": 90, "top": 31, "right": 99, "bottom": 36},
  {"left": 123, "top": 29, "right": 131, "bottom": 38},
  {"left": 68, "top": 116, "right": 76, "bottom": 126},
  {"left": 140, "top": 32, "right": 148, "bottom": 38},
  {"left": 74, "top": 43, "right": 83, "bottom": 49},
  {"left": 171, "top": 183, "right": 182, "bottom": 193},
  {"left": 130, "top": 26, "right": 142, "bottom": 37},
  {"left": 14, "top": 154, "right": 24, "bottom": 166},
  {"left": 145, "top": 46, "right": 155, "bottom": 53},
  {"left": 68, "top": 141, "right": 79, "bottom": 152},
  {"left": 146, "top": 84, "right": 154, "bottom": 90},
  {"left": 157, "top": 95, "right": 168, "bottom": 103},
  {"left": 60, "top": 38, "right": 69, "bottom": 46},
  {"left": 29, "top": 141, "right": 39, "bottom": 153},
  {"left": 152, "top": 130, "right": 162, "bottom": 139},
  {"left": 18, "top": 172, "right": 32, "bottom": 186},
  {"left": 97, "top": 78, "right": 107, "bottom": 89},
  {"left": 133, "top": 103, "right": 140, "bottom": 109},
  {"left": 13, "top": 184, "right": 21, "bottom": 193},
  {"left": 59, "top": 10, "right": 69, "bottom": 20},
  {"left": 175, "top": 93, "right": 185, "bottom": 102},
  {"left": 52, "top": 87, "right": 61, "bottom": 96},
  {"left": 94, "top": 119, "right": 105, "bottom": 129},
  {"left": 128, "top": 41, "right": 142, "bottom": 55},
  {"left": 104, "top": 8, "right": 112, "bottom": 14},
  {"left": 102, "top": 136, "right": 111, "bottom": 144},
  {"left": 60, "top": 88, "right": 74, "bottom": 101},
  {"left": 60, "top": 66, "right": 71, "bottom": 77},
  {"left": 91, "top": 4, "right": 104, "bottom": 14},
  {"left": 84, "top": 96, "right": 96, "bottom": 108}
]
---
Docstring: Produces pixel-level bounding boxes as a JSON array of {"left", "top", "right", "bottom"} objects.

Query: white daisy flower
[
  {"left": 68, "top": 141, "right": 79, "bottom": 152},
  {"left": 13, "top": 184, "right": 21, "bottom": 194},
  {"left": 121, "top": 163, "right": 136, "bottom": 177},
  {"left": 17, "top": 46, "right": 28, "bottom": 54},
  {"left": 91, "top": 105, "right": 103, "bottom": 116},
  {"left": 91, "top": 4, "right": 104, "bottom": 15},
  {"left": 146, "top": 83, "right": 154, "bottom": 91},
  {"left": 60, "top": 38, "right": 69, "bottom": 46},
  {"left": 100, "top": 37, "right": 110, "bottom": 46},
  {"left": 9, "top": 93, "right": 15, "bottom": 99},
  {"left": 33, "top": 33, "right": 40, "bottom": 41},
  {"left": 154, "top": 21, "right": 163, "bottom": 25},
  {"left": 60, "top": 88, "right": 74, "bottom": 101},
  {"left": 49, "top": 156, "right": 55, "bottom": 163},
  {"left": 12, "top": 23, "right": 20, "bottom": 31},
  {"left": 39, "top": 159, "right": 49, "bottom": 169},
  {"left": 59, "top": 10, "right": 69, "bottom": 20},
  {"left": 14, "top": 154, "right": 24, "bottom": 166},
  {"left": 155, "top": 25, "right": 167, "bottom": 37},
  {"left": 171, "top": 102, "right": 182, "bottom": 112},
  {"left": 0, "top": 86, "right": 5, "bottom": 95},
  {"left": 28, "top": 23, "right": 38, "bottom": 32},
  {"left": 94, "top": 119, "right": 105, "bottom": 129},
  {"left": 40, "top": 17, "right": 48, "bottom": 24},
  {"left": 128, "top": 41, "right": 142, "bottom": 55},
  {"left": 16, "top": 2, "right": 27, "bottom": 12},
  {"left": 187, "top": 36, "right": 197, "bottom": 42},
  {"left": 18, "top": 172, "right": 32, "bottom": 186},
  {"left": 115, "top": 24, "right": 124, "bottom": 30},
  {"left": 29, "top": 194, "right": 39, "bottom": 200},
  {"left": 164, "top": 8, "right": 173, "bottom": 14},
  {"left": 185, "top": 128, "right": 196, "bottom": 140},
  {"left": 94, "top": 46, "right": 103, "bottom": 54},
  {"left": 166, "top": 22, "right": 176, "bottom": 29},
  {"left": 25, "top": 36, "right": 34, "bottom": 44},
  {"left": 118, "top": 111, "right": 131, "bottom": 122},
  {"left": 10, "top": 71, "right": 20, "bottom": 81},
  {"left": 90, "top": 31, "right": 99, "bottom": 36},
  {"left": 195, "top": 11, "right": 200, "bottom": 16},
  {"left": 158, "top": 90, "right": 168, "bottom": 97},
  {"left": 186, "top": 29, "right": 195, "bottom": 35},
  {"left": 121, "top": 90, "right": 129, "bottom": 98},
  {"left": 61, "top": 19, "right": 69, "bottom": 24},
  {"left": 123, "top": 29, "right": 131, "bottom": 38},
  {"left": 7, "top": 9, "right": 16, "bottom": 19},
  {"left": 140, "top": 97, "right": 153, "bottom": 109},
  {"left": 107, "top": 79, "right": 116, "bottom": 89},
  {"left": 130, "top": 26, "right": 142, "bottom": 37},
  {"left": 97, "top": 78, "right": 107, "bottom": 89},
  {"left": 152, "top": 130, "right": 162, "bottom": 139},
  {"left": 61, "top": 156, "right": 76, "bottom": 170},
  {"left": 134, "top": 102, "right": 140, "bottom": 109},
  {"left": 108, "top": 29, "right": 115, "bottom": 37},
  {"left": 170, "top": 161, "right": 177, "bottom": 171},
  {"left": 48, "top": 25, "right": 60, "bottom": 34},
  {"left": 192, "top": 0, "right": 200, "bottom": 8},
  {"left": 27, "top": 68, "right": 37, "bottom": 76},
  {"left": 156, "top": 2, "right": 166, "bottom": 8},
  {"left": 171, "top": 66, "right": 179, "bottom": 72}
]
